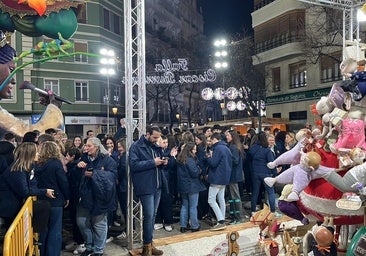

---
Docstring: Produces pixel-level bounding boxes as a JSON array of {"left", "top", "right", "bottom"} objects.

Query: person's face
[
  {"left": 147, "top": 130, "right": 161, "bottom": 144},
  {"left": 105, "top": 139, "right": 114, "bottom": 150},
  {"left": 192, "top": 145, "right": 197, "bottom": 154},
  {"left": 87, "top": 132, "right": 94, "bottom": 138},
  {"left": 268, "top": 136, "right": 275, "bottom": 146},
  {"left": 205, "top": 129, "right": 212, "bottom": 137},
  {"left": 0, "top": 61, "right": 15, "bottom": 99},
  {"left": 74, "top": 137, "right": 82, "bottom": 147},
  {"left": 225, "top": 132, "right": 232, "bottom": 142},
  {"left": 285, "top": 134, "right": 294, "bottom": 144},
  {"left": 85, "top": 141, "right": 98, "bottom": 157},
  {"left": 206, "top": 137, "right": 212, "bottom": 147},
  {"left": 117, "top": 142, "right": 125, "bottom": 153},
  {"left": 159, "top": 138, "right": 168, "bottom": 149},
  {"left": 65, "top": 153, "right": 75, "bottom": 163},
  {"left": 55, "top": 131, "right": 63, "bottom": 140},
  {"left": 195, "top": 137, "right": 202, "bottom": 145}
]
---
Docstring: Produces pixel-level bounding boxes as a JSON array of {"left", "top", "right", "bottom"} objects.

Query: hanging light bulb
[
  {"left": 225, "top": 87, "right": 239, "bottom": 100},
  {"left": 226, "top": 101, "right": 237, "bottom": 111}
]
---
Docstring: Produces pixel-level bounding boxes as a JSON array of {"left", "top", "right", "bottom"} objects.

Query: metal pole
[{"left": 107, "top": 76, "right": 110, "bottom": 134}]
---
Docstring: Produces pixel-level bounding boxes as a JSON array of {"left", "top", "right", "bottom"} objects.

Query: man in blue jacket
[
  {"left": 129, "top": 126, "right": 166, "bottom": 256},
  {"left": 206, "top": 132, "right": 232, "bottom": 231}
]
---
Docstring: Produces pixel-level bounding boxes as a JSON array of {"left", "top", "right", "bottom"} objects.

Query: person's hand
[
  {"left": 154, "top": 157, "right": 165, "bottom": 166},
  {"left": 77, "top": 161, "right": 87, "bottom": 169},
  {"left": 46, "top": 189, "right": 55, "bottom": 198},
  {"left": 170, "top": 147, "right": 178, "bottom": 157}
]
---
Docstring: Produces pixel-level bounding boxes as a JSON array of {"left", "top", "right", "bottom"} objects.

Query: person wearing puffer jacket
[{"left": 206, "top": 132, "right": 232, "bottom": 231}]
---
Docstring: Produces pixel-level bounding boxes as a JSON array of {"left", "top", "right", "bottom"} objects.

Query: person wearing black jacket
[{"left": 36, "top": 141, "right": 70, "bottom": 256}]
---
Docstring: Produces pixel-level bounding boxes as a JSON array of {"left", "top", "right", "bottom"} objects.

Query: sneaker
[
  {"left": 154, "top": 223, "right": 164, "bottom": 230},
  {"left": 73, "top": 244, "right": 86, "bottom": 255},
  {"left": 113, "top": 221, "right": 121, "bottom": 227},
  {"left": 106, "top": 236, "right": 114, "bottom": 243},
  {"left": 65, "top": 241, "right": 77, "bottom": 250},
  {"left": 117, "top": 231, "right": 127, "bottom": 239},
  {"left": 164, "top": 225, "right": 173, "bottom": 232},
  {"left": 79, "top": 249, "right": 93, "bottom": 256},
  {"left": 210, "top": 223, "right": 226, "bottom": 231}
]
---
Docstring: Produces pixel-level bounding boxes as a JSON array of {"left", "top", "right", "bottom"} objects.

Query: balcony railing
[{"left": 255, "top": 34, "right": 305, "bottom": 54}]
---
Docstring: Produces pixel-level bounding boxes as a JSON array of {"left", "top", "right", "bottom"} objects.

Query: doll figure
[
  {"left": 306, "top": 217, "right": 337, "bottom": 256},
  {"left": 339, "top": 58, "right": 366, "bottom": 101},
  {"left": 265, "top": 151, "right": 334, "bottom": 201},
  {"left": 323, "top": 161, "right": 366, "bottom": 194}
]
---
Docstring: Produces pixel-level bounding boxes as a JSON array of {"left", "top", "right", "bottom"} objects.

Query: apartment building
[{"left": 252, "top": 0, "right": 350, "bottom": 128}]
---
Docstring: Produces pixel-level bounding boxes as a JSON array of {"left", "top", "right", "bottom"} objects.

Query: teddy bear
[{"left": 265, "top": 151, "right": 334, "bottom": 201}]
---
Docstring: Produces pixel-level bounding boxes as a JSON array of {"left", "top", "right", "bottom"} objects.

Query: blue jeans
[
  {"left": 39, "top": 207, "right": 63, "bottom": 256},
  {"left": 208, "top": 185, "right": 226, "bottom": 221},
  {"left": 180, "top": 193, "right": 199, "bottom": 229},
  {"left": 139, "top": 189, "right": 161, "bottom": 244},
  {"left": 76, "top": 206, "right": 108, "bottom": 254},
  {"left": 251, "top": 173, "right": 276, "bottom": 212}
]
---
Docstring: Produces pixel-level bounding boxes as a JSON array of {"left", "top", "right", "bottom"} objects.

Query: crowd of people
[{"left": 0, "top": 118, "right": 301, "bottom": 256}]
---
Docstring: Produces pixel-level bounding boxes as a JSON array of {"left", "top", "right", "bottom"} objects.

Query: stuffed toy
[
  {"left": 265, "top": 151, "right": 334, "bottom": 201},
  {"left": 339, "top": 58, "right": 366, "bottom": 101},
  {"left": 277, "top": 184, "right": 309, "bottom": 225}
]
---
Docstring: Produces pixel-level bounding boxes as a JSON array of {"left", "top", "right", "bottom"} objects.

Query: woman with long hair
[
  {"left": 248, "top": 131, "right": 277, "bottom": 215},
  {"left": 36, "top": 141, "right": 70, "bottom": 256},
  {"left": 225, "top": 130, "right": 245, "bottom": 223},
  {"left": 176, "top": 142, "right": 206, "bottom": 233},
  {"left": 72, "top": 135, "right": 84, "bottom": 150},
  {"left": 0, "top": 142, "right": 54, "bottom": 228}
]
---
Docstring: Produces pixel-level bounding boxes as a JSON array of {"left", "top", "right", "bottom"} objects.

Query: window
[
  {"left": 77, "top": 4, "right": 87, "bottom": 24},
  {"left": 75, "top": 81, "right": 88, "bottom": 102},
  {"left": 289, "top": 111, "right": 307, "bottom": 120},
  {"left": 289, "top": 61, "right": 306, "bottom": 89},
  {"left": 273, "top": 113, "right": 281, "bottom": 118},
  {"left": 74, "top": 42, "right": 88, "bottom": 62},
  {"left": 113, "top": 13, "right": 120, "bottom": 35},
  {"left": 320, "top": 51, "right": 341, "bottom": 83},
  {"left": 103, "top": 8, "right": 110, "bottom": 30},
  {"left": 44, "top": 79, "right": 59, "bottom": 95},
  {"left": 272, "top": 67, "right": 281, "bottom": 92}
]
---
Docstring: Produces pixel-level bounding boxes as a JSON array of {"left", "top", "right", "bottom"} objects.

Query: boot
[
  {"left": 141, "top": 243, "right": 152, "bottom": 256},
  {"left": 152, "top": 242, "right": 164, "bottom": 255}
]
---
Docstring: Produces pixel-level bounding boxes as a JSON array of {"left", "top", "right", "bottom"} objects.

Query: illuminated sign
[{"left": 122, "top": 58, "right": 217, "bottom": 85}]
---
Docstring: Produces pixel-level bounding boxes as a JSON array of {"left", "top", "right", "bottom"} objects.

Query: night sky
[{"left": 201, "top": 1, "right": 254, "bottom": 39}]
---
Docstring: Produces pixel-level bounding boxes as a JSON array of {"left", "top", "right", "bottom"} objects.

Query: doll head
[
  {"left": 301, "top": 151, "right": 321, "bottom": 171},
  {"left": 350, "top": 147, "right": 366, "bottom": 165},
  {"left": 312, "top": 225, "right": 334, "bottom": 247}
]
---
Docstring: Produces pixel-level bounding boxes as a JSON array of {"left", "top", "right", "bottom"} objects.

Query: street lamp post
[
  {"left": 213, "top": 39, "right": 228, "bottom": 121},
  {"left": 100, "top": 48, "right": 116, "bottom": 135}
]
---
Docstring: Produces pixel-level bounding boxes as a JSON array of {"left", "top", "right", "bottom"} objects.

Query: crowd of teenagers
[{"left": 0, "top": 118, "right": 301, "bottom": 256}]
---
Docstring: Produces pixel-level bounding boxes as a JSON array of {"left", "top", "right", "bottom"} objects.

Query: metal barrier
[{"left": 2, "top": 197, "right": 39, "bottom": 256}]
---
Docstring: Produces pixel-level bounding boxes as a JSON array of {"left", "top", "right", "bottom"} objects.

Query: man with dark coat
[{"left": 129, "top": 126, "right": 166, "bottom": 256}]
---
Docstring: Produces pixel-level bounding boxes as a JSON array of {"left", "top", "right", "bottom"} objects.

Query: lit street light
[
  {"left": 213, "top": 38, "right": 228, "bottom": 120},
  {"left": 100, "top": 48, "right": 116, "bottom": 135}
]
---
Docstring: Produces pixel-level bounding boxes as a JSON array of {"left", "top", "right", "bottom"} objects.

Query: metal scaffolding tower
[
  {"left": 124, "top": 0, "right": 146, "bottom": 249},
  {"left": 297, "top": 0, "right": 365, "bottom": 59}
]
